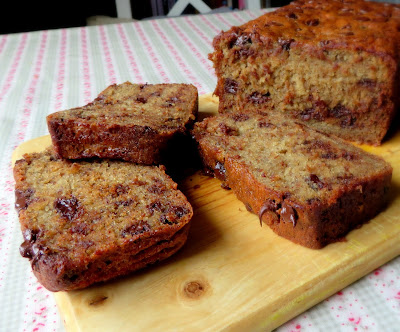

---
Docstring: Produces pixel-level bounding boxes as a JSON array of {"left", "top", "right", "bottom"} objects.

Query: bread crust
[
  {"left": 14, "top": 149, "right": 193, "bottom": 291},
  {"left": 47, "top": 82, "right": 198, "bottom": 164},
  {"left": 209, "top": 0, "right": 400, "bottom": 145},
  {"left": 192, "top": 111, "right": 392, "bottom": 248}
]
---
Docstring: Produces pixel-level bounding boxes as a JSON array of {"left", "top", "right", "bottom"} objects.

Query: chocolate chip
[
  {"left": 303, "top": 139, "right": 332, "bottom": 151},
  {"left": 147, "top": 201, "right": 163, "bottom": 215},
  {"left": 20, "top": 240, "right": 33, "bottom": 258},
  {"left": 115, "top": 199, "right": 134, "bottom": 207},
  {"left": 341, "top": 151, "right": 358, "bottom": 160},
  {"left": 224, "top": 78, "right": 238, "bottom": 94},
  {"left": 307, "top": 174, "right": 325, "bottom": 190},
  {"left": 23, "top": 228, "right": 38, "bottom": 243},
  {"left": 147, "top": 184, "right": 165, "bottom": 195},
  {"left": 214, "top": 161, "right": 226, "bottom": 179},
  {"left": 306, "top": 197, "right": 321, "bottom": 205},
  {"left": 113, "top": 184, "right": 129, "bottom": 197},
  {"left": 171, "top": 206, "right": 189, "bottom": 218},
  {"left": 159, "top": 215, "right": 173, "bottom": 225},
  {"left": 358, "top": 79, "right": 376, "bottom": 88},
  {"left": 288, "top": 12, "right": 298, "bottom": 19},
  {"left": 54, "top": 196, "right": 82, "bottom": 221},
  {"left": 231, "top": 113, "right": 249, "bottom": 122},
  {"left": 340, "top": 116, "right": 356, "bottom": 127},
  {"left": 15, "top": 188, "right": 34, "bottom": 211},
  {"left": 136, "top": 96, "right": 147, "bottom": 103},
  {"left": 330, "top": 104, "right": 356, "bottom": 127},
  {"left": 70, "top": 223, "right": 91, "bottom": 235},
  {"left": 19, "top": 229, "right": 40, "bottom": 258},
  {"left": 234, "top": 35, "right": 252, "bottom": 47},
  {"left": 258, "top": 199, "right": 280, "bottom": 226},
  {"left": 220, "top": 182, "right": 231, "bottom": 190},
  {"left": 248, "top": 92, "right": 271, "bottom": 104},
  {"left": 218, "top": 123, "right": 238, "bottom": 136},
  {"left": 21, "top": 241, "right": 46, "bottom": 266},
  {"left": 329, "top": 104, "right": 350, "bottom": 118},
  {"left": 299, "top": 107, "right": 325, "bottom": 121},
  {"left": 30, "top": 243, "right": 45, "bottom": 263},
  {"left": 321, "top": 152, "right": 338, "bottom": 159},
  {"left": 280, "top": 201, "right": 297, "bottom": 226},
  {"left": 336, "top": 174, "right": 354, "bottom": 184},
  {"left": 305, "top": 19, "right": 319, "bottom": 26},
  {"left": 121, "top": 220, "right": 151, "bottom": 237},
  {"left": 278, "top": 38, "right": 294, "bottom": 51}
]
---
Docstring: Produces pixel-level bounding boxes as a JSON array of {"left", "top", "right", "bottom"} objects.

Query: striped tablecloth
[{"left": 0, "top": 9, "right": 399, "bottom": 332}]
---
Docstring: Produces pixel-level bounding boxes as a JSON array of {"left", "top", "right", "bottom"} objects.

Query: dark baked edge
[
  {"left": 193, "top": 124, "right": 392, "bottom": 249},
  {"left": 29, "top": 223, "right": 190, "bottom": 292}
]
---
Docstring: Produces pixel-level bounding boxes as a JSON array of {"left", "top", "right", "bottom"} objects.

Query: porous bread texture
[
  {"left": 210, "top": 0, "right": 400, "bottom": 145},
  {"left": 14, "top": 148, "right": 193, "bottom": 291},
  {"left": 47, "top": 82, "right": 198, "bottom": 164},
  {"left": 192, "top": 111, "right": 392, "bottom": 248}
]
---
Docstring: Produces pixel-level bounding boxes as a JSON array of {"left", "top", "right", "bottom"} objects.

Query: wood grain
[{"left": 12, "top": 94, "right": 400, "bottom": 332}]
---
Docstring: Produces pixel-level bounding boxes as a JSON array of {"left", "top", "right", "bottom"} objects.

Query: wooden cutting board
[{"left": 12, "top": 94, "right": 400, "bottom": 332}]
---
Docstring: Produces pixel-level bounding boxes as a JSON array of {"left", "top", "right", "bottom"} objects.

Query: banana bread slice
[
  {"left": 209, "top": 0, "right": 400, "bottom": 145},
  {"left": 192, "top": 111, "right": 392, "bottom": 248},
  {"left": 47, "top": 82, "right": 198, "bottom": 164},
  {"left": 14, "top": 148, "right": 193, "bottom": 292}
]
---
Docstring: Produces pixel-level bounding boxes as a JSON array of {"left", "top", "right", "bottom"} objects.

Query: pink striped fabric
[
  {"left": 54, "top": 29, "right": 67, "bottom": 111},
  {"left": 98, "top": 25, "right": 118, "bottom": 85},
  {"left": 80, "top": 27, "right": 92, "bottom": 105},
  {"left": 0, "top": 35, "right": 8, "bottom": 56},
  {"left": 133, "top": 21, "right": 171, "bottom": 83},
  {"left": 150, "top": 19, "right": 204, "bottom": 92},
  {"left": 116, "top": 24, "right": 144, "bottom": 83},
  {"left": 168, "top": 18, "right": 214, "bottom": 77},
  {"left": 0, "top": 34, "right": 28, "bottom": 104}
]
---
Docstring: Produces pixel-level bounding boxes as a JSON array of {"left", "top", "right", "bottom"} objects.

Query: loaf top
[
  {"left": 14, "top": 148, "right": 193, "bottom": 266},
  {"left": 212, "top": 0, "right": 400, "bottom": 58},
  {"left": 47, "top": 82, "right": 198, "bottom": 133},
  {"left": 192, "top": 111, "right": 393, "bottom": 206}
]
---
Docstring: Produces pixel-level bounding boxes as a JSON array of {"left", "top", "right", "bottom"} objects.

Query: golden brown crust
[
  {"left": 192, "top": 111, "right": 392, "bottom": 248},
  {"left": 213, "top": 0, "right": 400, "bottom": 56},
  {"left": 31, "top": 224, "right": 190, "bottom": 292},
  {"left": 209, "top": 0, "right": 400, "bottom": 145},
  {"left": 47, "top": 82, "right": 198, "bottom": 164},
  {"left": 14, "top": 148, "right": 193, "bottom": 291}
]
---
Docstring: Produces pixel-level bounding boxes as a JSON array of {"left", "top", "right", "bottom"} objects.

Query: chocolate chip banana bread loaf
[
  {"left": 209, "top": 0, "right": 400, "bottom": 145},
  {"left": 14, "top": 148, "right": 193, "bottom": 291},
  {"left": 192, "top": 111, "right": 392, "bottom": 248},
  {"left": 47, "top": 82, "right": 198, "bottom": 164}
]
